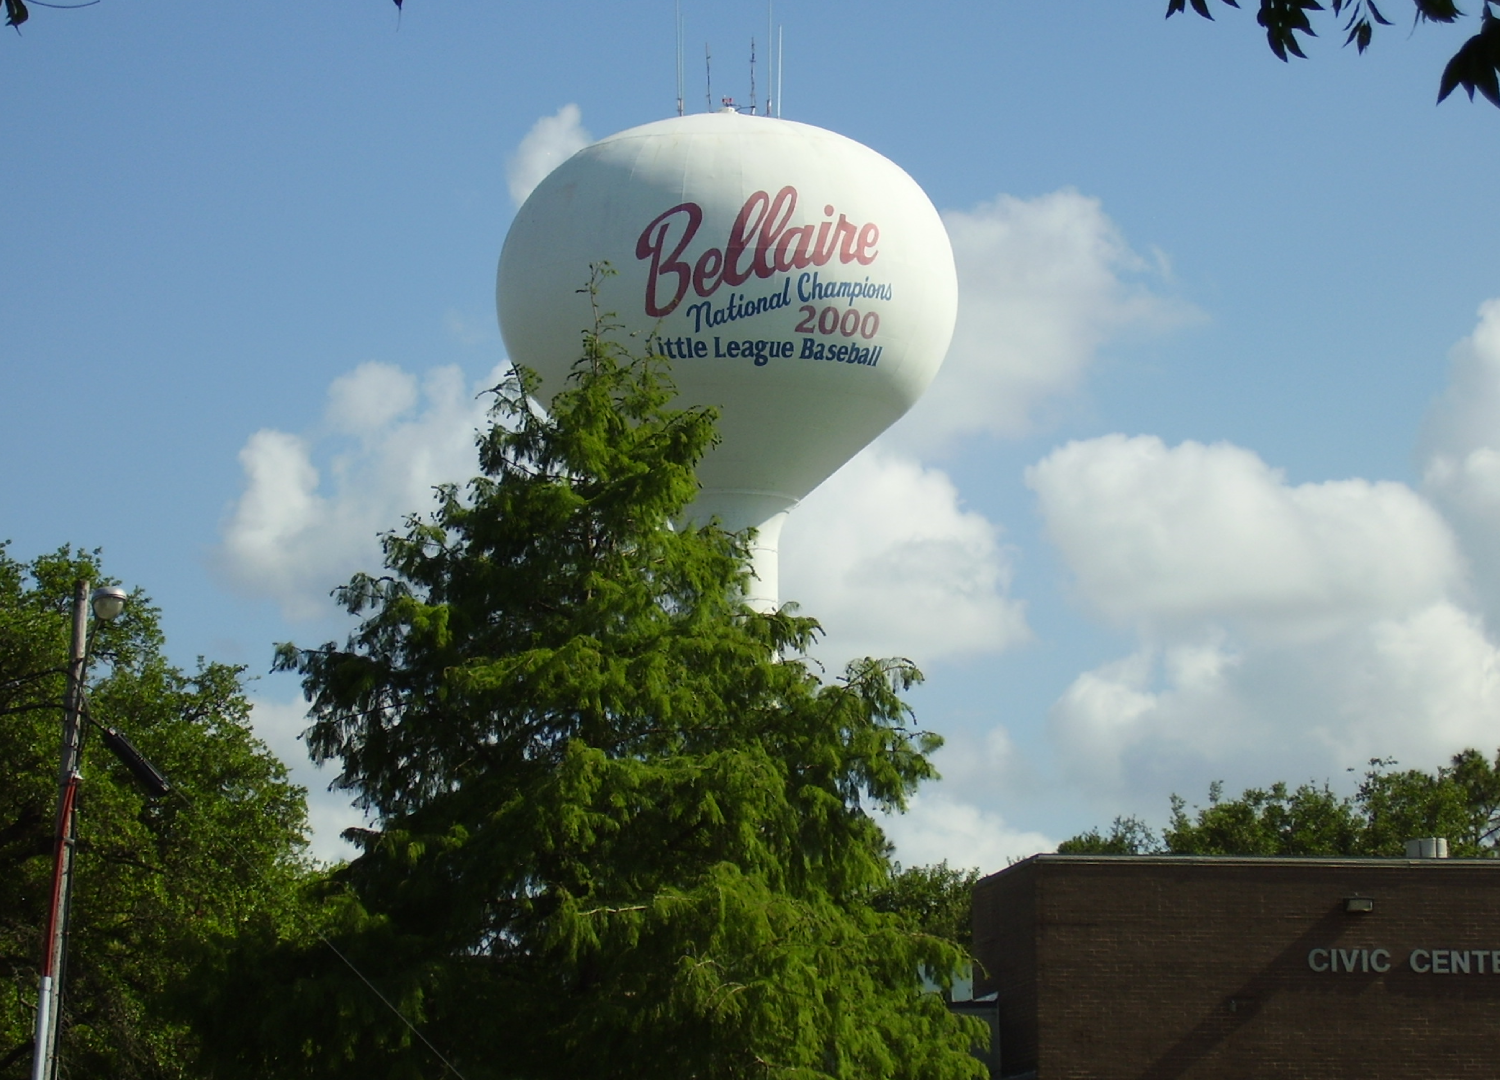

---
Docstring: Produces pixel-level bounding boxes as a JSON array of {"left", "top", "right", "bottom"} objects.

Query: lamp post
[{"left": 31, "top": 580, "right": 126, "bottom": 1080}]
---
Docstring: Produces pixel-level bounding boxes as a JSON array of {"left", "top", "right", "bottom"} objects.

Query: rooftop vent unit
[{"left": 1404, "top": 837, "right": 1449, "bottom": 859}]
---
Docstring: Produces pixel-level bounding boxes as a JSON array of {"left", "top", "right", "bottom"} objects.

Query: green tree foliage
[
  {"left": 216, "top": 319, "right": 985, "bottom": 1079},
  {"left": 0, "top": 545, "right": 312, "bottom": 1080},
  {"left": 873, "top": 863, "right": 981, "bottom": 951},
  {"left": 1348, "top": 750, "right": 1500, "bottom": 855},
  {"left": 1163, "top": 779, "right": 1365, "bottom": 855},
  {"left": 1056, "top": 814, "right": 1162, "bottom": 855},
  {"left": 1169, "top": 0, "right": 1500, "bottom": 107},
  {"left": 1058, "top": 751, "right": 1500, "bottom": 858}
]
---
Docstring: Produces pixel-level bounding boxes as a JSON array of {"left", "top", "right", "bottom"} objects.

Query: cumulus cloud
[
  {"left": 880, "top": 792, "right": 1054, "bottom": 875},
  {"left": 779, "top": 444, "right": 1028, "bottom": 669},
  {"left": 1049, "top": 605, "right": 1500, "bottom": 801},
  {"left": 506, "top": 104, "right": 591, "bottom": 207},
  {"left": 1028, "top": 435, "right": 1463, "bottom": 639},
  {"left": 325, "top": 361, "right": 419, "bottom": 437},
  {"left": 891, "top": 190, "right": 1193, "bottom": 453},
  {"left": 922, "top": 723, "right": 1040, "bottom": 801},
  {"left": 1028, "top": 433, "right": 1497, "bottom": 803},
  {"left": 217, "top": 361, "right": 507, "bottom": 620},
  {"left": 249, "top": 696, "right": 367, "bottom": 863},
  {"left": 1422, "top": 298, "right": 1500, "bottom": 617},
  {"left": 1421, "top": 299, "right": 1500, "bottom": 461}
]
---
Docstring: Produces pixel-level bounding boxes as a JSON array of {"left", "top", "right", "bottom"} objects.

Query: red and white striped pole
[{"left": 31, "top": 580, "right": 90, "bottom": 1080}]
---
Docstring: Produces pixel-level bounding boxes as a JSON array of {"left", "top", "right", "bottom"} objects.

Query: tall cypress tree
[{"left": 235, "top": 311, "right": 985, "bottom": 1080}]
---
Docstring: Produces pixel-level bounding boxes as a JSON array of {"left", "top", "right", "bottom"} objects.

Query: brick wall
[
  {"left": 973, "top": 856, "right": 1500, "bottom": 1080},
  {"left": 973, "top": 860, "right": 1038, "bottom": 1071}
]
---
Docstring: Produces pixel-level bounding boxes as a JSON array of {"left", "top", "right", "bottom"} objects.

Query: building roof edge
[{"left": 978, "top": 852, "right": 1500, "bottom": 882}]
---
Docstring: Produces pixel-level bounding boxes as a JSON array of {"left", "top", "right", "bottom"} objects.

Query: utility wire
[
  {"left": 207, "top": 793, "right": 473, "bottom": 1080},
  {"left": 74, "top": 692, "right": 472, "bottom": 1080},
  {"left": 213, "top": 800, "right": 473, "bottom": 1080},
  {"left": 308, "top": 925, "right": 470, "bottom": 1080}
]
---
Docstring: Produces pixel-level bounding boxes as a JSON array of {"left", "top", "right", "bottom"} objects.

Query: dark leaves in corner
[
  {"left": 1439, "top": 7, "right": 1500, "bottom": 106},
  {"left": 1414, "top": 0, "right": 1463, "bottom": 23},
  {"left": 1334, "top": 0, "right": 1393, "bottom": 52},
  {"left": 1257, "top": 0, "right": 1324, "bottom": 61},
  {"left": 1166, "top": 0, "right": 1500, "bottom": 109},
  {"left": 1166, "top": 0, "right": 1325, "bottom": 62},
  {"left": 4, "top": 0, "right": 27, "bottom": 30},
  {"left": 1166, "top": 0, "right": 1243, "bottom": 21}
]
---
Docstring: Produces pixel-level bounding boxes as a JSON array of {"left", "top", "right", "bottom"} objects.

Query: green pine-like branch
[{"left": 211, "top": 311, "right": 988, "bottom": 1080}]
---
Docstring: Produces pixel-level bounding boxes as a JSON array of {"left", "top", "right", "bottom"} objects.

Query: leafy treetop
[
  {"left": 0, "top": 544, "right": 312, "bottom": 1080},
  {"left": 1058, "top": 749, "right": 1500, "bottom": 857},
  {"left": 874, "top": 863, "right": 982, "bottom": 951},
  {"left": 201, "top": 305, "right": 988, "bottom": 1080}
]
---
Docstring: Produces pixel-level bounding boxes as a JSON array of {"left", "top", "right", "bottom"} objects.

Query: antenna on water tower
[
  {"left": 777, "top": 25, "right": 783, "bottom": 115},
  {"left": 676, "top": 1, "right": 782, "bottom": 118},
  {"left": 675, "top": 0, "right": 684, "bottom": 116},
  {"left": 765, "top": 0, "right": 773, "bottom": 115}
]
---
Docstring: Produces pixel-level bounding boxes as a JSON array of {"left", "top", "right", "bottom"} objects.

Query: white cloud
[
  {"left": 891, "top": 190, "right": 1193, "bottom": 452},
  {"left": 921, "top": 723, "right": 1040, "bottom": 801},
  {"left": 506, "top": 104, "right": 591, "bottom": 207},
  {"left": 1049, "top": 638, "right": 1262, "bottom": 796},
  {"left": 880, "top": 792, "right": 1054, "bottom": 876},
  {"left": 1028, "top": 433, "right": 1497, "bottom": 803},
  {"left": 1422, "top": 298, "right": 1500, "bottom": 618},
  {"left": 217, "top": 361, "right": 507, "bottom": 620},
  {"left": 249, "top": 696, "right": 367, "bottom": 864},
  {"left": 324, "top": 361, "right": 418, "bottom": 437},
  {"left": 1421, "top": 299, "right": 1500, "bottom": 463},
  {"left": 779, "top": 444, "right": 1028, "bottom": 669},
  {"left": 1049, "top": 604, "right": 1500, "bottom": 802},
  {"left": 1028, "top": 434, "right": 1463, "bottom": 640}
]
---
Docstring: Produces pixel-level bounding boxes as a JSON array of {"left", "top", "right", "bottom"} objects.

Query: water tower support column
[{"left": 685, "top": 490, "right": 794, "bottom": 614}]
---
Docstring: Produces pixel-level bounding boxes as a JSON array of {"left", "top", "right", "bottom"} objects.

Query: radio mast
[{"left": 675, "top": 0, "right": 684, "bottom": 115}]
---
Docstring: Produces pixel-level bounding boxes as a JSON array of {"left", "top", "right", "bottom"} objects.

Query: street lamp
[
  {"left": 30, "top": 580, "right": 127, "bottom": 1080},
  {"left": 90, "top": 585, "right": 126, "bottom": 622}
]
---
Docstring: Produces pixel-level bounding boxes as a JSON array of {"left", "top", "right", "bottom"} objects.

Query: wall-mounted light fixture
[{"left": 1344, "top": 896, "right": 1374, "bottom": 913}]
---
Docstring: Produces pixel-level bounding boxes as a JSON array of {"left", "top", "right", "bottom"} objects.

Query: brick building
[{"left": 971, "top": 854, "right": 1500, "bottom": 1079}]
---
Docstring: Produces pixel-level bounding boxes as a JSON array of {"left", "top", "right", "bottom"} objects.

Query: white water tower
[{"left": 497, "top": 111, "right": 957, "bottom": 611}]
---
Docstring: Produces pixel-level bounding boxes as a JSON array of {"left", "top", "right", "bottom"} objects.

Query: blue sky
[{"left": 6, "top": 1, "right": 1500, "bottom": 864}]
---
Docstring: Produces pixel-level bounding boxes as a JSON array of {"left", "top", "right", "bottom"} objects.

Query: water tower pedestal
[{"left": 685, "top": 491, "right": 794, "bottom": 614}]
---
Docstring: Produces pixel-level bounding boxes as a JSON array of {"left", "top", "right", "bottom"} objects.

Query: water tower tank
[{"left": 497, "top": 111, "right": 957, "bottom": 611}]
